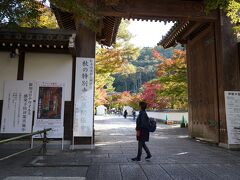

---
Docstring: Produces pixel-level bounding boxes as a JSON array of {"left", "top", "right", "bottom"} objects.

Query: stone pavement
[{"left": 1, "top": 115, "right": 240, "bottom": 180}]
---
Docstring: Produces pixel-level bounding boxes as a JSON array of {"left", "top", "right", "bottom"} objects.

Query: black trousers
[{"left": 137, "top": 140, "right": 151, "bottom": 158}]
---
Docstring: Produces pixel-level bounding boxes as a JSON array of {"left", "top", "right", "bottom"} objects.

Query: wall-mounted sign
[
  {"left": 225, "top": 91, "right": 240, "bottom": 145},
  {"left": 73, "top": 58, "right": 95, "bottom": 137},
  {"left": 33, "top": 81, "right": 65, "bottom": 138},
  {"left": 1, "top": 81, "right": 34, "bottom": 133}
]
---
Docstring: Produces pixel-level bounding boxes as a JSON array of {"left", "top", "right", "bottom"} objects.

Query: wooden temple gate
[
  {"left": 52, "top": 0, "right": 239, "bottom": 147},
  {"left": 0, "top": 0, "right": 239, "bottom": 148},
  {"left": 160, "top": 15, "right": 239, "bottom": 146},
  {"left": 187, "top": 25, "right": 219, "bottom": 143}
]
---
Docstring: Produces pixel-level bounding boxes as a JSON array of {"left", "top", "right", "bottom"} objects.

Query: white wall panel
[
  {"left": 0, "top": 52, "right": 18, "bottom": 100},
  {"left": 24, "top": 53, "right": 72, "bottom": 101}
]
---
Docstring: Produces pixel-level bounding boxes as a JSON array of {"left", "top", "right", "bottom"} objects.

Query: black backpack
[{"left": 148, "top": 117, "right": 156, "bottom": 132}]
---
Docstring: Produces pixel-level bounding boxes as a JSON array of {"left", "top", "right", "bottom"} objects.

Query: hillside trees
[
  {"left": 114, "top": 46, "right": 167, "bottom": 92},
  {"left": 109, "top": 43, "right": 188, "bottom": 110},
  {"left": 110, "top": 47, "right": 188, "bottom": 110},
  {"left": 113, "top": 45, "right": 184, "bottom": 93},
  {"left": 129, "top": 48, "right": 187, "bottom": 110}
]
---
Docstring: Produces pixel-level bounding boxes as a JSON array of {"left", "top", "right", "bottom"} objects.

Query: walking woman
[{"left": 132, "top": 101, "right": 152, "bottom": 161}]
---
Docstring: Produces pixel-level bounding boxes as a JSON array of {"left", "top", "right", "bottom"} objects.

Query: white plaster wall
[
  {"left": 96, "top": 105, "right": 107, "bottom": 115},
  {"left": 123, "top": 106, "right": 133, "bottom": 115},
  {"left": 24, "top": 53, "right": 72, "bottom": 101},
  {"left": 147, "top": 111, "right": 189, "bottom": 122},
  {"left": 0, "top": 52, "right": 18, "bottom": 100}
]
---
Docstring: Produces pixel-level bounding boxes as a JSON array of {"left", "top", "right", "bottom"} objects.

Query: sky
[{"left": 127, "top": 20, "right": 175, "bottom": 48}]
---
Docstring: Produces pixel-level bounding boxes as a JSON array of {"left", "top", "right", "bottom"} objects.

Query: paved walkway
[{"left": 1, "top": 115, "right": 240, "bottom": 179}]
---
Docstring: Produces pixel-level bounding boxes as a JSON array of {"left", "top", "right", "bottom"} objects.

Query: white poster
[
  {"left": 73, "top": 58, "right": 95, "bottom": 137},
  {"left": 33, "top": 81, "right": 65, "bottom": 138},
  {"left": 225, "top": 91, "right": 240, "bottom": 145},
  {"left": 1, "top": 81, "right": 34, "bottom": 133}
]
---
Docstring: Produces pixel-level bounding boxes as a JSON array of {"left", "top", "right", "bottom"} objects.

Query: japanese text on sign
[
  {"left": 225, "top": 91, "right": 240, "bottom": 145},
  {"left": 74, "top": 58, "right": 95, "bottom": 137},
  {"left": 1, "top": 81, "right": 34, "bottom": 133}
]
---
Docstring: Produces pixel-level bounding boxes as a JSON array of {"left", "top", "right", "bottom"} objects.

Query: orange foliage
[
  {"left": 95, "top": 89, "right": 108, "bottom": 106},
  {"left": 117, "top": 91, "right": 133, "bottom": 106},
  {"left": 140, "top": 81, "right": 167, "bottom": 109},
  {"left": 155, "top": 49, "right": 186, "bottom": 77}
]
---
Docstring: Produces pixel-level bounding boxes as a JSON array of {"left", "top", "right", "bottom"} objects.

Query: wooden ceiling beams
[{"left": 97, "top": 0, "right": 217, "bottom": 22}]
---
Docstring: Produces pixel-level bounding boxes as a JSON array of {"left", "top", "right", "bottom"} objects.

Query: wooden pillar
[
  {"left": 17, "top": 50, "right": 25, "bottom": 80},
  {"left": 238, "top": 43, "right": 240, "bottom": 62},
  {"left": 0, "top": 100, "right": 2, "bottom": 128},
  {"left": 72, "top": 23, "right": 96, "bottom": 145},
  {"left": 76, "top": 24, "right": 96, "bottom": 58},
  {"left": 215, "top": 12, "right": 240, "bottom": 146}
]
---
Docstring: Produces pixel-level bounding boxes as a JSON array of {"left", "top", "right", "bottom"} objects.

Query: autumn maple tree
[
  {"left": 154, "top": 49, "right": 188, "bottom": 110},
  {"left": 139, "top": 80, "right": 167, "bottom": 109},
  {"left": 116, "top": 91, "right": 133, "bottom": 106}
]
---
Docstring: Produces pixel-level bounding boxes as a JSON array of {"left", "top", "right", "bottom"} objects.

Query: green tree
[
  {"left": 0, "top": 0, "right": 58, "bottom": 28},
  {"left": 0, "top": 0, "right": 42, "bottom": 27},
  {"left": 205, "top": 0, "right": 240, "bottom": 33},
  {"left": 21, "top": 6, "right": 58, "bottom": 28}
]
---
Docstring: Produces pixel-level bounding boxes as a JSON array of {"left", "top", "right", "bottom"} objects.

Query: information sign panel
[
  {"left": 225, "top": 91, "right": 240, "bottom": 145},
  {"left": 1, "top": 81, "right": 34, "bottom": 133},
  {"left": 33, "top": 81, "right": 65, "bottom": 138},
  {"left": 73, "top": 58, "right": 94, "bottom": 137}
]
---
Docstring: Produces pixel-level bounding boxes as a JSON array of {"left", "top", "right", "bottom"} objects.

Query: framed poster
[
  {"left": 225, "top": 91, "right": 240, "bottom": 145},
  {"left": 1, "top": 81, "right": 34, "bottom": 133},
  {"left": 33, "top": 81, "right": 65, "bottom": 138},
  {"left": 73, "top": 57, "right": 95, "bottom": 137}
]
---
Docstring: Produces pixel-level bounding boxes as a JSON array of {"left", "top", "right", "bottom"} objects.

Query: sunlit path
[
  {"left": 93, "top": 115, "right": 190, "bottom": 159},
  {"left": 88, "top": 115, "right": 240, "bottom": 179}
]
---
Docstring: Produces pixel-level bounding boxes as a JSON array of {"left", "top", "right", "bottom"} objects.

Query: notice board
[{"left": 225, "top": 91, "right": 240, "bottom": 145}]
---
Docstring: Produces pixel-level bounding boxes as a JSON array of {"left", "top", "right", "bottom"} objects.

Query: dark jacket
[{"left": 136, "top": 110, "right": 150, "bottom": 142}]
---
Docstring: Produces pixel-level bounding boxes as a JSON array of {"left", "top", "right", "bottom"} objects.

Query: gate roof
[
  {"left": 50, "top": 0, "right": 216, "bottom": 47},
  {"left": 0, "top": 28, "right": 76, "bottom": 54},
  {"left": 159, "top": 21, "right": 210, "bottom": 48}
]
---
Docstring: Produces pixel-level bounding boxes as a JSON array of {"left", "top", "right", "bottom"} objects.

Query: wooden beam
[
  {"left": 17, "top": 51, "right": 25, "bottom": 80},
  {"left": 97, "top": 0, "right": 217, "bottom": 21},
  {"left": 182, "top": 22, "right": 203, "bottom": 40}
]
